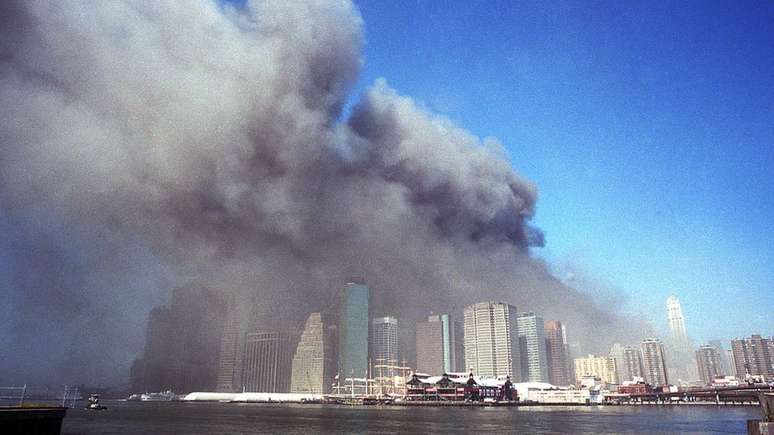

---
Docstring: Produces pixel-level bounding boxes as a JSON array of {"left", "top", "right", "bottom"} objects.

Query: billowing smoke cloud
[{"left": 0, "top": 0, "right": 641, "bottom": 385}]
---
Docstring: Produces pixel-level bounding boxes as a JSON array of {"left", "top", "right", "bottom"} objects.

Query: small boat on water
[{"left": 86, "top": 394, "right": 108, "bottom": 410}]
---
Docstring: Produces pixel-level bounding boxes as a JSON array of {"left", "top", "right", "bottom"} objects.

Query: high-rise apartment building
[
  {"left": 338, "top": 281, "right": 370, "bottom": 379},
  {"left": 731, "top": 335, "right": 774, "bottom": 381},
  {"left": 707, "top": 339, "right": 730, "bottom": 375},
  {"left": 695, "top": 344, "right": 723, "bottom": 385},
  {"left": 290, "top": 312, "right": 336, "bottom": 394},
  {"left": 641, "top": 338, "right": 669, "bottom": 386},
  {"left": 544, "top": 320, "right": 572, "bottom": 386},
  {"left": 415, "top": 314, "right": 463, "bottom": 374},
  {"left": 463, "top": 301, "right": 520, "bottom": 380},
  {"left": 622, "top": 345, "right": 644, "bottom": 382},
  {"left": 372, "top": 316, "right": 399, "bottom": 379},
  {"left": 573, "top": 355, "right": 618, "bottom": 385},
  {"left": 242, "top": 331, "right": 297, "bottom": 393},
  {"left": 517, "top": 312, "right": 549, "bottom": 382}
]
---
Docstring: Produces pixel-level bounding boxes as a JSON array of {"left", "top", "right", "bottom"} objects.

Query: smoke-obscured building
[
  {"left": 544, "top": 320, "right": 572, "bottom": 386},
  {"left": 242, "top": 331, "right": 297, "bottom": 393},
  {"left": 131, "top": 306, "right": 172, "bottom": 393},
  {"left": 131, "top": 284, "right": 228, "bottom": 394},
  {"left": 290, "top": 312, "right": 336, "bottom": 394},
  {"left": 216, "top": 300, "right": 242, "bottom": 393},
  {"left": 731, "top": 334, "right": 774, "bottom": 381},
  {"left": 641, "top": 338, "right": 669, "bottom": 386},
  {"left": 338, "top": 281, "right": 370, "bottom": 379},
  {"left": 695, "top": 344, "right": 723, "bottom": 385},
  {"left": 573, "top": 355, "right": 618, "bottom": 385},
  {"left": 665, "top": 295, "right": 696, "bottom": 382},
  {"left": 517, "top": 312, "right": 549, "bottom": 382},
  {"left": 463, "top": 301, "right": 520, "bottom": 380}
]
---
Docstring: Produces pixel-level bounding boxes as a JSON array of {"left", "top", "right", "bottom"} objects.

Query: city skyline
[{"left": 0, "top": 0, "right": 771, "bottom": 390}]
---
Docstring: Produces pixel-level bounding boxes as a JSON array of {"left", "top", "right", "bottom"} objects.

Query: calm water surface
[{"left": 61, "top": 401, "right": 760, "bottom": 434}]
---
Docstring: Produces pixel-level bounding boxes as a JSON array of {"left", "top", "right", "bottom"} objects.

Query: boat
[
  {"left": 86, "top": 394, "right": 108, "bottom": 410},
  {"left": 140, "top": 390, "right": 177, "bottom": 401},
  {"left": 126, "top": 393, "right": 142, "bottom": 401}
]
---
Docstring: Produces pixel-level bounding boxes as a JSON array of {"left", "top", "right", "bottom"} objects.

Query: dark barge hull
[{"left": 0, "top": 407, "right": 67, "bottom": 435}]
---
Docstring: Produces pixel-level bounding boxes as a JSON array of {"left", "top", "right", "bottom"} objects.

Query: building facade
[
  {"left": 242, "top": 331, "right": 297, "bottom": 393},
  {"left": 544, "top": 320, "right": 572, "bottom": 386},
  {"left": 415, "top": 314, "right": 463, "bottom": 375},
  {"left": 290, "top": 312, "right": 336, "bottom": 394},
  {"left": 731, "top": 335, "right": 774, "bottom": 381},
  {"left": 372, "top": 316, "right": 399, "bottom": 379},
  {"left": 338, "top": 281, "right": 370, "bottom": 379},
  {"left": 641, "top": 338, "right": 669, "bottom": 386},
  {"left": 517, "top": 312, "right": 549, "bottom": 382},
  {"left": 463, "top": 302, "right": 520, "bottom": 380},
  {"left": 573, "top": 355, "right": 618, "bottom": 385},
  {"left": 695, "top": 344, "right": 723, "bottom": 385},
  {"left": 216, "top": 300, "right": 242, "bottom": 393},
  {"left": 622, "top": 345, "right": 644, "bottom": 382}
]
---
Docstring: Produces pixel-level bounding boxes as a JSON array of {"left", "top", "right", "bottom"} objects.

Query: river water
[{"left": 61, "top": 401, "right": 760, "bottom": 434}]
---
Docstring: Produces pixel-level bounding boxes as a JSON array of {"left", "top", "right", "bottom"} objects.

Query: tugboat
[{"left": 86, "top": 394, "right": 108, "bottom": 410}]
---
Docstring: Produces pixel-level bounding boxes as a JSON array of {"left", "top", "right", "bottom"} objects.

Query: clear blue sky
[{"left": 351, "top": 0, "right": 774, "bottom": 343}]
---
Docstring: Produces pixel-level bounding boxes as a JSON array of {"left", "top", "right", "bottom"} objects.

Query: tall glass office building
[{"left": 338, "top": 281, "right": 370, "bottom": 379}]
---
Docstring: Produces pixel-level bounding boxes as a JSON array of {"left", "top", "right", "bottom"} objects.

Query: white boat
[{"left": 140, "top": 390, "right": 177, "bottom": 401}]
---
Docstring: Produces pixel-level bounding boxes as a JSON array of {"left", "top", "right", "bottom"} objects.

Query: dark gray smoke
[{"left": 0, "top": 0, "right": 642, "bottom": 385}]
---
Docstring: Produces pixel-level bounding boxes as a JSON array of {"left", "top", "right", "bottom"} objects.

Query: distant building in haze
[
  {"left": 695, "top": 344, "right": 723, "bottom": 385},
  {"left": 133, "top": 284, "right": 228, "bottom": 394},
  {"left": 517, "top": 312, "right": 549, "bottom": 382},
  {"left": 242, "top": 331, "right": 297, "bottom": 393},
  {"left": 415, "top": 314, "right": 463, "bottom": 374},
  {"left": 290, "top": 312, "right": 337, "bottom": 394},
  {"left": 338, "top": 281, "right": 370, "bottom": 379},
  {"left": 463, "top": 301, "right": 520, "bottom": 380},
  {"left": 544, "top": 320, "right": 572, "bottom": 386},
  {"left": 666, "top": 295, "right": 689, "bottom": 346},
  {"left": 131, "top": 306, "right": 172, "bottom": 393},
  {"left": 573, "top": 355, "right": 618, "bottom": 385},
  {"left": 641, "top": 338, "right": 669, "bottom": 386},
  {"left": 167, "top": 284, "right": 229, "bottom": 394},
  {"left": 216, "top": 299, "right": 242, "bottom": 393},
  {"left": 730, "top": 335, "right": 774, "bottom": 381}
]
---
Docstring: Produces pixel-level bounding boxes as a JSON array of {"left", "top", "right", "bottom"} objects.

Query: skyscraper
[
  {"left": 338, "top": 281, "right": 370, "bottom": 379},
  {"left": 463, "top": 301, "right": 520, "bottom": 380},
  {"left": 216, "top": 300, "right": 242, "bottom": 393},
  {"left": 544, "top": 320, "right": 572, "bottom": 386},
  {"left": 666, "top": 296, "right": 688, "bottom": 345},
  {"left": 609, "top": 343, "right": 626, "bottom": 385},
  {"left": 165, "top": 284, "right": 228, "bottom": 393},
  {"left": 133, "top": 306, "right": 172, "bottom": 393},
  {"left": 731, "top": 335, "right": 774, "bottom": 381},
  {"left": 641, "top": 338, "right": 669, "bottom": 386},
  {"left": 242, "top": 331, "right": 297, "bottom": 393},
  {"left": 573, "top": 355, "right": 618, "bottom": 384},
  {"left": 517, "top": 312, "right": 549, "bottom": 382},
  {"left": 290, "top": 312, "right": 336, "bottom": 394},
  {"left": 695, "top": 344, "right": 723, "bottom": 385},
  {"left": 707, "top": 339, "right": 730, "bottom": 375},
  {"left": 622, "top": 345, "right": 644, "bottom": 382},
  {"left": 372, "top": 316, "right": 399, "bottom": 378},
  {"left": 416, "top": 314, "right": 464, "bottom": 375}
]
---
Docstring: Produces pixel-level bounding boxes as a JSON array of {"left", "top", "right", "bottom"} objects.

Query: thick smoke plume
[{"left": 0, "top": 0, "right": 641, "bottom": 385}]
